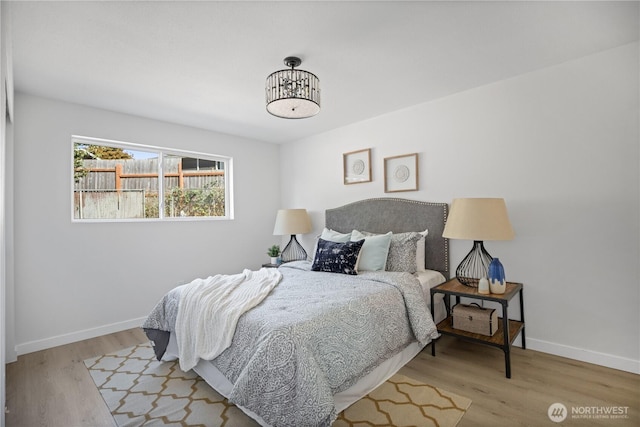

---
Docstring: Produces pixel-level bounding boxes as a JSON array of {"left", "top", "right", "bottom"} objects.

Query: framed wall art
[
  {"left": 384, "top": 153, "right": 419, "bottom": 193},
  {"left": 343, "top": 148, "right": 372, "bottom": 185}
]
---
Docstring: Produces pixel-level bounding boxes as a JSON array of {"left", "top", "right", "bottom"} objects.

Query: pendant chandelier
[{"left": 266, "top": 56, "right": 320, "bottom": 119}]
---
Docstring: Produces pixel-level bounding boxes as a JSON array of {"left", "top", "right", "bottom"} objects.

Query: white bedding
[
  {"left": 415, "top": 269, "right": 447, "bottom": 323},
  {"left": 164, "top": 333, "right": 425, "bottom": 427},
  {"left": 146, "top": 262, "right": 439, "bottom": 426},
  {"left": 161, "top": 268, "right": 447, "bottom": 427},
  {"left": 175, "top": 268, "right": 282, "bottom": 371}
]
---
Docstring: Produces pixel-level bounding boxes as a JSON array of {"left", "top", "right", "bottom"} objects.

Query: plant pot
[{"left": 270, "top": 257, "right": 279, "bottom": 265}]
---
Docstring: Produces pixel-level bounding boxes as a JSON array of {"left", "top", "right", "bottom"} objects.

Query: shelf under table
[{"left": 436, "top": 316, "right": 524, "bottom": 347}]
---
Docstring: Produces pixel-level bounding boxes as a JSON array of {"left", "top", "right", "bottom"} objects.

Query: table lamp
[
  {"left": 442, "top": 198, "right": 514, "bottom": 287},
  {"left": 273, "top": 209, "right": 312, "bottom": 262}
]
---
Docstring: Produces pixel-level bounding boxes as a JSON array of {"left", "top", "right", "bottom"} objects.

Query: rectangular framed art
[
  {"left": 343, "top": 148, "right": 372, "bottom": 185},
  {"left": 384, "top": 153, "right": 419, "bottom": 193}
]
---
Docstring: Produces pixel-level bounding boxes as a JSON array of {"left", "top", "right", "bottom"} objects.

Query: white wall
[
  {"left": 11, "top": 93, "right": 281, "bottom": 355},
  {"left": 6, "top": 38, "right": 638, "bottom": 377},
  {"left": 280, "top": 43, "right": 640, "bottom": 373}
]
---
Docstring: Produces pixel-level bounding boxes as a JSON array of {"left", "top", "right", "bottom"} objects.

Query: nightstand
[
  {"left": 261, "top": 263, "right": 279, "bottom": 268},
  {"left": 430, "top": 278, "right": 526, "bottom": 378}
]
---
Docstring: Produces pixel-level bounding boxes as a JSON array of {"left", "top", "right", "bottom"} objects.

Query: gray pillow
[{"left": 386, "top": 232, "right": 422, "bottom": 273}]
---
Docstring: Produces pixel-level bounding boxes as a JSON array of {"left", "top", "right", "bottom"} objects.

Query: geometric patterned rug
[
  {"left": 334, "top": 374, "right": 471, "bottom": 427},
  {"left": 84, "top": 342, "right": 471, "bottom": 427}
]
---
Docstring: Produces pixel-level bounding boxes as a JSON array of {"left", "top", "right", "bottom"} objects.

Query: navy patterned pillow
[{"left": 311, "top": 238, "right": 365, "bottom": 275}]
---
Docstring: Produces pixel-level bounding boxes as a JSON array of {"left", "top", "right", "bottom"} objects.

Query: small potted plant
[{"left": 267, "top": 245, "right": 281, "bottom": 265}]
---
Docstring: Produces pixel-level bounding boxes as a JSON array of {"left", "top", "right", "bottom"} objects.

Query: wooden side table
[
  {"left": 430, "top": 278, "right": 526, "bottom": 378},
  {"left": 261, "top": 263, "right": 279, "bottom": 268}
]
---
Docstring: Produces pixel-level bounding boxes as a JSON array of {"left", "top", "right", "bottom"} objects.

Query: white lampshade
[
  {"left": 443, "top": 198, "right": 514, "bottom": 241},
  {"left": 443, "top": 198, "right": 514, "bottom": 288},
  {"left": 273, "top": 209, "right": 312, "bottom": 236}
]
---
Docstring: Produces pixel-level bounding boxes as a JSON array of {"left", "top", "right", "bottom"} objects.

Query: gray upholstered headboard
[{"left": 325, "top": 198, "right": 449, "bottom": 278}]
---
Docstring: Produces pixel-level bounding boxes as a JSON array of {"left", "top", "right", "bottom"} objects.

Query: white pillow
[
  {"left": 312, "top": 228, "right": 353, "bottom": 260},
  {"left": 416, "top": 229, "right": 429, "bottom": 272},
  {"left": 351, "top": 230, "right": 392, "bottom": 271},
  {"left": 320, "top": 228, "right": 351, "bottom": 242}
]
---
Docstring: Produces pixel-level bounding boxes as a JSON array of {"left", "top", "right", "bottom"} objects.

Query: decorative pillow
[
  {"left": 351, "top": 230, "right": 392, "bottom": 271},
  {"left": 320, "top": 228, "right": 351, "bottom": 242},
  {"left": 357, "top": 229, "right": 429, "bottom": 273},
  {"left": 312, "top": 228, "right": 353, "bottom": 259},
  {"left": 386, "top": 231, "right": 423, "bottom": 273},
  {"left": 311, "top": 238, "right": 365, "bottom": 275},
  {"left": 416, "top": 229, "right": 429, "bottom": 272}
]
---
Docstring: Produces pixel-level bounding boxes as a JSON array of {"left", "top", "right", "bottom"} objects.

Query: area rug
[{"left": 85, "top": 342, "right": 471, "bottom": 427}]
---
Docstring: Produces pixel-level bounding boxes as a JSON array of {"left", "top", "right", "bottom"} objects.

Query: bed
[{"left": 143, "top": 197, "right": 449, "bottom": 427}]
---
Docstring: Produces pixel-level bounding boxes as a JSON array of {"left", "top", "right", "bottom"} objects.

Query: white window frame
[{"left": 71, "top": 135, "right": 234, "bottom": 222}]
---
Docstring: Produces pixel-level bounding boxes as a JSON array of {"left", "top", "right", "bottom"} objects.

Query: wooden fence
[
  {"left": 73, "top": 158, "right": 225, "bottom": 219},
  {"left": 74, "top": 190, "right": 145, "bottom": 219},
  {"left": 74, "top": 158, "right": 225, "bottom": 192}
]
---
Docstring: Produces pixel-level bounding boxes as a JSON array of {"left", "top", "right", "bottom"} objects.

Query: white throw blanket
[{"left": 175, "top": 267, "right": 283, "bottom": 371}]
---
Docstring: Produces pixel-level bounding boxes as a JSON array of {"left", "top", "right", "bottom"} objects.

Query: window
[{"left": 72, "top": 136, "right": 233, "bottom": 221}]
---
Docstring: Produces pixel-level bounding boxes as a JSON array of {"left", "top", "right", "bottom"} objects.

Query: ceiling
[{"left": 8, "top": 1, "right": 639, "bottom": 144}]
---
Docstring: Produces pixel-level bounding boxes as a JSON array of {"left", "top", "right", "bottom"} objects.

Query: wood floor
[{"left": 5, "top": 328, "right": 639, "bottom": 427}]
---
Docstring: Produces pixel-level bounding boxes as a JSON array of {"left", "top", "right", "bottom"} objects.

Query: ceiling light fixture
[{"left": 266, "top": 56, "right": 320, "bottom": 119}]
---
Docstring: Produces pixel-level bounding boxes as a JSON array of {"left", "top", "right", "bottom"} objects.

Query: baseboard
[
  {"left": 14, "top": 317, "right": 147, "bottom": 356},
  {"left": 13, "top": 319, "right": 640, "bottom": 375},
  {"left": 528, "top": 338, "right": 640, "bottom": 375}
]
